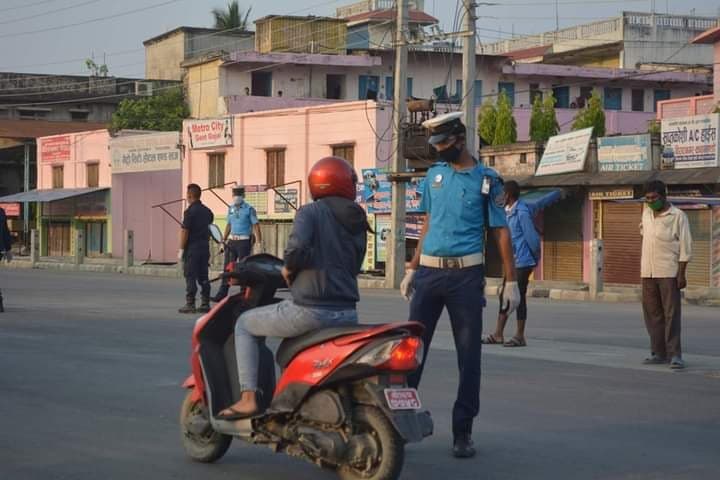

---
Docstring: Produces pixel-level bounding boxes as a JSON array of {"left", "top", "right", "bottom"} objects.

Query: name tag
[{"left": 481, "top": 176, "right": 491, "bottom": 195}]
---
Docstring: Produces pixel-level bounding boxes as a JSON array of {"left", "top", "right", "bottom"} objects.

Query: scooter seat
[{"left": 276, "top": 325, "right": 372, "bottom": 368}]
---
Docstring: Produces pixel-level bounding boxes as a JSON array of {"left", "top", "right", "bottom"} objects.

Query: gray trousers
[
  {"left": 642, "top": 277, "right": 682, "bottom": 358},
  {"left": 234, "top": 299, "right": 358, "bottom": 392}
]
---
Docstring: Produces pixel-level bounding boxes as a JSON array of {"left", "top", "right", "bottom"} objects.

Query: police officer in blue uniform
[
  {"left": 0, "top": 207, "right": 13, "bottom": 313},
  {"left": 211, "top": 186, "right": 262, "bottom": 302},
  {"left": 400, "top": 112, "right": 521, "bottom": 458},
  {"left": 178, "top": 184, "right": 214, "bottom": 314}
]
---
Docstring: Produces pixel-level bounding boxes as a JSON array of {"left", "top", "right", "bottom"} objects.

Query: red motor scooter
[{"left": 180, "top": 253, "right": 433, "bottom": 480}]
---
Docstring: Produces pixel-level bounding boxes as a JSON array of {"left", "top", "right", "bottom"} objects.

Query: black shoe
[
  {"left": 210, "top": 291, "right": 227, "bottom": 303},
  {"left": 178, "top": 303, "right": 196, "bottom": 314},
  {"left": 453, "top": 434, "right": 476, "bottom": 458},
  {"left": 196, "top": 303, "right": 211, "bottom": 313}
]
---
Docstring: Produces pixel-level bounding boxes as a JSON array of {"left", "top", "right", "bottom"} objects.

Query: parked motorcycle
[{"left": 180, "top": 249, "right": 433, "bottom": 480}]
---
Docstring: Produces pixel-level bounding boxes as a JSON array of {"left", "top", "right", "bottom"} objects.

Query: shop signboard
[
  {"left": 186, "top": 117, "right": 234, "bottom": 149},
  {"left": 535, "top": 127, "right": 593, "bottom": 176},
  {"left": 110, "top": 132, "right": 181, "bottom": 173},
  {"left": 661, "top": 114, "right": 719, "bottom": 169},
  {"left": 41, "top": 135, "right": 71, "bottom": 163},
  {"left": 361, "top": 168, "right": 424, "bottom": 213},
  {"left": 597, "top": 134, "right": 651, "bottom": 172}
]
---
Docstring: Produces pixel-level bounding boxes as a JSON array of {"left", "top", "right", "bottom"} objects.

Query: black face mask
[{"left": 437, "top": 144, "right": 462, "bottom": 164}]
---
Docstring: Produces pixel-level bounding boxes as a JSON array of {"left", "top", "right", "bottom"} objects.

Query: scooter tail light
[{"left": 357, "top": 337, "right": 424, "bottom": 372}]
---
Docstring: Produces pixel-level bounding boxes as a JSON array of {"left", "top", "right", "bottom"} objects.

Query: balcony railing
[{"left": 336, "top": 0, "right": 423, "bottom": 18}]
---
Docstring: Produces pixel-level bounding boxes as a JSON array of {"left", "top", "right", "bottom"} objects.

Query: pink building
[{"left": 182, "top": 101, "right": 392, "bottom": 223}]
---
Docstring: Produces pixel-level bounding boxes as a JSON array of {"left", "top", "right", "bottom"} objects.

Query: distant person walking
[
  {"left": 178, "top": 184, "right": 214, "bottom": 314},
  {"left": 640, "top": 180, "right": 692, "bottom": 370},
  {"left": 483, "top": 180, "right": 541, "bottom": 347},
  {"left": 0, "top": 207, "right": 13, "bottom": 312}
]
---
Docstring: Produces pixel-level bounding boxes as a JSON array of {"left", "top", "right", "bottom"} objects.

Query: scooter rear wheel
[
  {"left": 180, "top": 391, "right": 232, "bottom": 463},
  {"left": 338, "top": 406, "right": 404, "bottom": 480}
]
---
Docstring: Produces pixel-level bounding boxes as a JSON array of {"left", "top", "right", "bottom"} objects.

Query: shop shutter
[
  {"left": 602, "top": 202, "right": 642, "bottom": 285},
  {"left": 684, "top": 209, "right": 711, "bottom": 287},
  {"left": 543, "top": 198, "right": 583, "bottom": 281},
  {"left": 47, "top": 222, "right": 71, "bottom": 257}
]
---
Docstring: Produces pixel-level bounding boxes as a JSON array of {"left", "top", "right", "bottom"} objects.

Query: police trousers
[
  {"left": 218, "top": 239, "right": 252, "bottom": 291},
  {"left": 408, "top": 265, "right": 486, "bottom": 436},
  {"left": 184, "top": 248, "right": 210, "bottom": 302}
]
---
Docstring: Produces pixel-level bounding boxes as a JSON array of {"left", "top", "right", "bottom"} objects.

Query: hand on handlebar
[{"left": 281, "top": 266, "right": 293, "bottom": 286}]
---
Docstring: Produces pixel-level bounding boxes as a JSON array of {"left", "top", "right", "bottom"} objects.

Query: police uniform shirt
[
  {"left": 227, "top": 202, "right": 259, "bottom": 236},
  {"left": 182, "top": 201, "right": 214, "bottom": 250},
  {"left": 419, "top": 161, "right": 507, "bottom": 257}
]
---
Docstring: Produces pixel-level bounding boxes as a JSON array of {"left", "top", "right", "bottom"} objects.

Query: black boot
[
  {"left": 179, "top": 296, "right": 196, "bottom": 314},
  {"left": 452, "top": 433, "right": 476, "bottom": 458},
  {"left": 210, "top": 287, "right": 228, "bottom": 303},
  {"left": 0, "top": 289, "right": 4, "bottom": 313},
  {"left": 196, "top": 296, "right": 211, "bottom": 313}
]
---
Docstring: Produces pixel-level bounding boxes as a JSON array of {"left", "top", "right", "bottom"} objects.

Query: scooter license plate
[{"left": 384, "top": 388, "right": 422, "bottom": 410}]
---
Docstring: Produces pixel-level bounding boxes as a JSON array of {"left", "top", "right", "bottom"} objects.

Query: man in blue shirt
[
  {"left": 211, "top": 186, "right": 262, "bottom": 302},
  {"left": 400, "top": 112, "right": 520, "bottom": 458},
  {"left": 483, "top": 180, "right": 541, "bottom": 347}
]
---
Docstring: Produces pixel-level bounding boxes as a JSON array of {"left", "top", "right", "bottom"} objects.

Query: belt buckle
[{"left": 446, "top": 258, "right": 458, "bottom": 269}]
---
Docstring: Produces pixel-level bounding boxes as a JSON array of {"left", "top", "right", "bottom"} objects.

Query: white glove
[
  {"left": 400, "top": 268, "right": 416, "bottom": 301},
  {"left": 177, "top": 249, "right": 184, "bottom": 261},
  {"left": 499, "top": 281, "right": 521, "bottom": 315}
]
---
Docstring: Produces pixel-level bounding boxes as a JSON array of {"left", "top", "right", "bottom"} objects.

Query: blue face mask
[{"left": 437, "top": 144, "right": 462, "bottom": 164}]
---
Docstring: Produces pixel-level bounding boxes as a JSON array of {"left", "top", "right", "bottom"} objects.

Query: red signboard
[
  {"left": 41, "top": 135, "right": 71, "bottom": 162},
  {"left": 0, "top": 203, "right": 21, "bottom": 216}
]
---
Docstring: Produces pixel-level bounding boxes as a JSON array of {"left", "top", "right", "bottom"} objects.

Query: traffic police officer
[
  {"left": 400, "top": 112, "right": 521, "bottom": 458},
  {"left": 0, "top": 207, "right": 12, "bottom": 312},
  {"left": 211, "top": 186, "right": 262, "bottom": 302},
  {"left": 178, "top": 184, "right": 214, "bottom": 314}
]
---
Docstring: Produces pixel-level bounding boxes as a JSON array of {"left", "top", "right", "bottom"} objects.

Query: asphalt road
[{"left": 1, "top": 269, "right": 719, "bottom": 480}]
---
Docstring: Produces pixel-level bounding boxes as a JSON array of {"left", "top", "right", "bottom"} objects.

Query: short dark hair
[
  {"left": 504, "top": 180, "right": 520, "bottom": 201},
  {"left": 644, "top": 180, "right": 667, "bottom": 198},
  {"left": 187, "top": 183, "right": 202, "bottom": 199}
]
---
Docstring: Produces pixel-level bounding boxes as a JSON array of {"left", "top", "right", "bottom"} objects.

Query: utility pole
[
  {"left": 462, "top": 0, "right": 477, "bottom": 155},
  {"left": 386, "top": 0, "right": 409, "bottom": 290}
]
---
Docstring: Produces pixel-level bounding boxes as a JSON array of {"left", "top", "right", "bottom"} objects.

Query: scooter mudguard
[
  {"left": 182, "top": 375, "right": 203, "bottom": 403},
  {"left": 362, "top": 383, "right": 433, "bottom": 443}
]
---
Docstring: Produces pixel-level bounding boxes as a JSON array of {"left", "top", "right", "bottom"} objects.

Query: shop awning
[
  {"left": 520, "top": 188, "right": 563, "bottom": 213},
  {"left": 615, "top": 195, "right": 720, "bottom": 206},
  {"left": 514, "top": 167, "right": 720, "bottom": 188},
  {"left": 0, "top": 187, "right": 108, "bottom": 203}
]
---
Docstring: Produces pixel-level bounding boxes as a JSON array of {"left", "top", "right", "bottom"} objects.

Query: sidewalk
[{"left": 2, "top": 255, "right": 719, "bottom": 307}]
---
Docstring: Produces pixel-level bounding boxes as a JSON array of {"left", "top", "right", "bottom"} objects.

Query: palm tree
[{"left": 212, "top": 2, "right": 252, "bottom": 31}]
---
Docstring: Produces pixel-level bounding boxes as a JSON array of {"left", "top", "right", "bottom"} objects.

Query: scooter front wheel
[
  {"left": 338, "top": 406, "right": 405, "bottom": 480},
  {"left": 180, "top": 391, "right": 232, "bottom": 463}
]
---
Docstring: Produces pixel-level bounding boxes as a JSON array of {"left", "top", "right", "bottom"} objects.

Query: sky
[{"left": 0, "top": 0, "right": 717, "bottom": 78}]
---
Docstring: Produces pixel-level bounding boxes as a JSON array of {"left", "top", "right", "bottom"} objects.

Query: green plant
[
  {"left": 647, "top": 119, "right": 661, "bottom": 135},
  {"left": 85, "top": 58, "right": 108, "bottom": 77},
  {"left": 493, "top": 90, "right": 517, "bottom": 146},
  {"left": 572, "top": 90, "right": 605, "bottom": 137},
  {"left": 212, "top": 1, "right": 252, "bottom": 30},
  {"left": 110, "top": 87, "right": 190, "bottom": 133},
  {"left": 529, "top": 93, "right": 559, "bottom": 143},
  {"left": 477, "top": 100, "right": 497, "bottom": 146}
]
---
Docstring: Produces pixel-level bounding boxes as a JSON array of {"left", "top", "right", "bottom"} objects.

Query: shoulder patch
[{"left": 494, "top": 192, "right": 506, "bottom": 208}]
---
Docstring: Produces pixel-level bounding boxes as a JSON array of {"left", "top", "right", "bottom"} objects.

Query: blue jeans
[
  {"left": 408, "top": 265, "right": 486, "bottom": 436},
  {"left": 234, "top": 299, "right": 358, "bottom": 392}
]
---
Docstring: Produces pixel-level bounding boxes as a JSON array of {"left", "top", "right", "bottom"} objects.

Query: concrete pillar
[
  {"left": 30, "top": 229, "right": 39, "bottom": 267},
  {"left": 123, "top": 230, "right": 134, "bottom": 270},
  {"left": 74, "top": 229, "right": 84, "bottom": 266},
  {"left": 589, "top": 239, "right": 604, "bottom": 299}
]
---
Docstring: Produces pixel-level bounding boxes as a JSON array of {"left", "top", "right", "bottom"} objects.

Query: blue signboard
[
  {"left": 361, "top": 168, "right": 424, "bottom": 214},
  {"left": 598, "top": 134, "right": 651, "bottom": 172}
]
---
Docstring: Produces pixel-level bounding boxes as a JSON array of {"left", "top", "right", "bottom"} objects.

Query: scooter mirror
[{"left": 208, "top": 224, "right": 224, "bottom": 244}]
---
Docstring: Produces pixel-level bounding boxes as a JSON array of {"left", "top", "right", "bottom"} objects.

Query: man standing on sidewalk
[
  {"left": 640, "top": 180, "right": 692, "bottom": 370},
  {"left": 178, "top": 184, "right": 214, "bottom": 314},
  {"left": 399, "top": 112, "right": 520, "bottom": 458},
  {"left": 483, "top": 180, "right": 540, "bottom": 347},
  {"left": 0, "top": 207, "right": 13, "bottom": 312},
  {"left": 211, "top": 187, "right": 262, "bottom": 302}
]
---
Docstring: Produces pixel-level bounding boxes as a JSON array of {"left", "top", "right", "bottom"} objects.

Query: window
[
  {"left": 384, "top": 77, "right": 414, "bottom": 101},
  {"left": 359, "top": 75, "right": 379, "bottom": 100},
  {"left": 86, "top": 163, "right": 99, "bottom": 188},
  {"left": 326, "top": 74, "right": 345, "bottom": 100},
  {"left": 578, "top": 86, "right": 593, "bottom": 108},
  {"left": 433, "top": 85, "right": 449, "bottom": 103},
  {"left": 18, "top": 108, "right": 49, "bottom": 120},
  {"left": 71, "top": 111, "right": 89, "bottom": 122},
  {"left": 488, "top": 156, "right": 496, "bottom": 167},
  {"left": 631, "top": 89, "right": 645, "bottom": 112},
  {"left": 520, "top": 153, "right": 527, "bottom": 164},
  {"left": 332, "top": 144, "right": 355, "bottom": 167},
  {"left": 251, "top": 71, "right": 272, "bottom": 97},
  {"left": 603, "top": 87, "right": 622, "bottom": 110},
  {"left": 266, "top": 149, "right": 286, "bottom": 186},
  {"left": 473, "top": 80, "right": 483, "bottom": 109},
  {"left": 552, "top": 86, "right": 570, "bottom": 109},
  {"left": 653, "top": 89, "right": 671, "bottom": 112},
  {"left": 530, "top": 83, "right": 542, "bottom": 104},
  {"left": 208, "top": 153, "right": 225, "bottom": 188},
  {"left": 498, "top": 82, "right": 515, "bottom": 106},
  {"left": 52, "top": 166, "right": 64, "bottom": 188}
]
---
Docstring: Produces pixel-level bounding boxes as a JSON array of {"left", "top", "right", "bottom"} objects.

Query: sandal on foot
[
  {"left": 503, "top": 337, "right": 527, "bottom": 347},
  {"left": 481, "top": 334, "right": 504, "bottom": 345},
  {"left": 216, "top": 407, "right": 258, "bottom": 421}
]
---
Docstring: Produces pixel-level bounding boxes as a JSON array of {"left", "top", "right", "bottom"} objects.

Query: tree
[
  {"left": 492, "top": 90, "right": 517, "bottom": 146},
  {"left": 85, "top": 58, "right": 108, "bottom": 77},
  {"left": 110, "top": 87, "right": 190, "bottom": 133},
  {"left": 572, "top": 90, "right": 605, "bottom": 137},
  {"left": 530, "top": 93, "right": 559, "bottom": 143},
  {"left": 477, "top": 100, "right": 497, "bottom": 146},
  {"left": 212, "top": 1, "right": 252, "bottom": 30}
]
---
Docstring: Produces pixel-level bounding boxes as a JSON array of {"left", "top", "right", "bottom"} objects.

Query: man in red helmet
[{"left": 218, "top": 157, "right": 368, "bottom": 420}]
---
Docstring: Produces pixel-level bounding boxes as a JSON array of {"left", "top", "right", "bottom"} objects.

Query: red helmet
[{"left": 308, "top": 156, "right": 358, "bottom": 201}]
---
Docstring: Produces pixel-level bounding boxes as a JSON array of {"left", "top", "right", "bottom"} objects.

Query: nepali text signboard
[
  {"left": 535, "top": 127, "right": 593, "bottom": 176},
  {"left": 362, "top": 168, "right": 424, "bottom": 213},
  {"left": 40, "top": 135, "right": 71, "bottom": 163},
  {"left": 661, "top": 114, "right": 719, "bottom": 169},
  {"left": 110, "top": 132, "right": 181, "bottom": 173},
  {"left": 274, "top": 188, "right": 299, "bottom": 213},
  {"left": 186, "top": 117, "right": 233, "bottom": 149},
  {"left": 0, "top": 203, "right": 21, "bottom": 216},
  {"left": 598, "top": 134, "right": 651, "bottom": 172}
]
